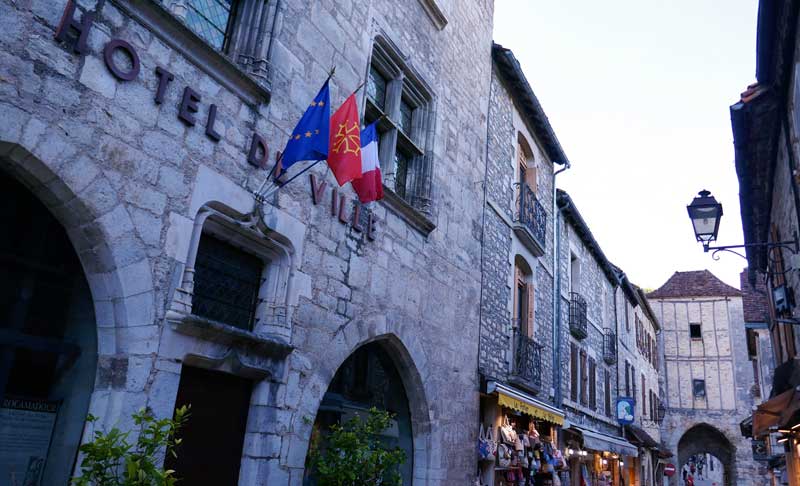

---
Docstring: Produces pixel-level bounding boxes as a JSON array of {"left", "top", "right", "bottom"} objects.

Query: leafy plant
[
  {"left": 71, "top": 405, "right": 190, "bottom": 486},
  {"left": 308, "top": 407, "right": 406, "bottom": 486}
]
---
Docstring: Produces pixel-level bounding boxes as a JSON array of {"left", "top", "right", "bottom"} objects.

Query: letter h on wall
[{"left": 55, "top": 0, "right": 94, "bottom": 55}]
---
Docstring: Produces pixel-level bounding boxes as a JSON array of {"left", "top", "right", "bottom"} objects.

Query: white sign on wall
[{"left": 0, "top": 398, "right": 59, "bottom": 486}]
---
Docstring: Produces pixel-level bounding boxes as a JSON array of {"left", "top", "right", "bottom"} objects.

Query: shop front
[
  {"left": 479, "top": 382, "right": 567, "bottom": 486},
  {"left": 750, "top": 386, "right": 800, "bottom": 486},
  {"left": 564, "top": 426, "right": 639, "bottom": 486}
]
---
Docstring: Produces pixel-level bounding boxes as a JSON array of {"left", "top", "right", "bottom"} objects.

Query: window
[
  {"left": 625, "top": 361, "right": 631, "bottom": 396},
  {"left": 185, "top": 0, "right": 238, "bottom": 51},
  {"left": 364, "top": 39, "right": 434, "bottom": 210},
  {"left": 689, "top": 323, "right": 702, "bottom": 339},
  {"left": 570, "top": 343, "right": 579, "bottom": 401},
  {"left": 588, "top": 358, "right": 597, "bottom": 410},
  {"left": 570, "top": 253, "right": 580, "bottom": 294},
  {"left": 517, "top": 136, "right": 537, "bottom": 194},
  {"left": 693, "top": 379, "right": 706, "bottom": 398},
  {"left": 641, "top": 375, "right": 646, "bottom": 418},
  {"left": 604, "top": 370, "right": 612, "bottom": 416},
  {"left": 514, "top": 257, "right": 534, "bottom": 337},
  {"left": 580, "top": 349, "right": 588, "bottom": 406},
  {"left": 192, "top": 233, "right": 264, "bottom": 331}
]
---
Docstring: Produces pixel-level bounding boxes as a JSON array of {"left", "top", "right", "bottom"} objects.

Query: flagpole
[{"left": 262, "top": 159, "right": 324, "bottom": 199}]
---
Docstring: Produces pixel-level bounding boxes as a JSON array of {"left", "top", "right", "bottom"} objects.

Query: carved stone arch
[
  {"left": 0, "top": 139, "right": 155, "bottom": 482},
  {"left": 0, "top": 140, "right": 152, "bottom": 376},
  {"left": 677, "top": 423, "right": 736, "bottom": 486},
  {"left": 295, "top": 323, "right": 436, "bottom": 485}
]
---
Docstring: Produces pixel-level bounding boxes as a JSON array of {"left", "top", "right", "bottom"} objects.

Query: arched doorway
[
  {"left": 0, "top": 170, "right": 98, "bottom": 485},
  {"left": 677, "top": 424, "right": 734, "bottom": 486},
  {"left": 305, "top": 341, "right": 414, "bottom": 485}
]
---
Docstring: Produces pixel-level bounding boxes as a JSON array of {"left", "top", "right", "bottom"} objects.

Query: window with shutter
[
  {"left": 604, "top": 370, "right": 612, "bottom": 416},
  {"left": 588, "top": 358, "right": 596, "bottom": 410},
  {"left": 641, "top": 375, "right": 646, "bottom": 417},
  {"left": 580, "top": 350, "right": 588, "bottom": 405},
  {"left": 527, "top": 282, "right": 535, "bottom": 337},
  {"left": 625, "top": 361, "right": 630, "bottom": 396},
  {"left": 570, "top": 343, "right": 578, "bottom": 401}
]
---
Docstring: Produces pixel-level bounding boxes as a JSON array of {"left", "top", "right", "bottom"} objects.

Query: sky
[{"left": 493, "top": 0, "right": 759, "bottom": 290}]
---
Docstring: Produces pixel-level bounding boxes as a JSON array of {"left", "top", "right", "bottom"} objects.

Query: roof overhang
[
  {"left": 492, "top": 43, "right": 569, "bottom": 166},
  {"left": 731, "top": 88, "right": 780, "bottom": 272}
]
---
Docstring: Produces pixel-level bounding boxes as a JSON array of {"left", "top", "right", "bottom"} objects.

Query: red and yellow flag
[{"left": 327, "top": 94, "right": 362, "bottom": 186}]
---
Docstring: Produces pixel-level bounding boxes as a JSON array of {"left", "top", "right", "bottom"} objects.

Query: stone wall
[
  {"left": 650, "top": 295, "right": 767, "bottom": 486},
  {"left": 0, "top": 0, "right": 495, "bottom": 484},
  {"left": 558, "top": 206, "right": 619, "bottom": 436}
]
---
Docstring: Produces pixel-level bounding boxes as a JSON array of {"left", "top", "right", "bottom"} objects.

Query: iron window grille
[
  {"left": 192, "top": 233, "right": 264, "bottom": 331},
  {"left": 603, "top": 329, "right": 617, "bottom": 364},
  {"left": 510, "top": 323, "right": 543, "bottom": 391},
  {"left": 513, "top": 182, "right": 547, "bottom": 248},
  {"left": 569, "top": 292, "right": 588, "bottom": 339}
]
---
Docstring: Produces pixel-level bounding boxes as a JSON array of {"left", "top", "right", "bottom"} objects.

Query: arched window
[
  {"left": 516, "top": 133, "right": 537, "bottom": 195},
  {"left": 0, "top": 171, "right": 97, "bottom": 485},
  {"left": 514, "top": 255, "right": 535, "bottom": 337}
]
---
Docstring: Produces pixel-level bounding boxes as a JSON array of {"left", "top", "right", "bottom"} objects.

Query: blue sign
[{"left": 616, "top": 397, "right": 635, "bottom": 425}]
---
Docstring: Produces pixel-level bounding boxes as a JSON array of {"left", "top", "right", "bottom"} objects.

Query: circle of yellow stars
[{"left": 291, "top": 99, "right": 326, "bottom": 140}]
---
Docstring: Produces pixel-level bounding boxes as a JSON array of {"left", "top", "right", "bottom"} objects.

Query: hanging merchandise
[
  {"left": 478, "top": 424, "right": 496, "bottom": 462},
  {"left": 497, "top": 443, "right": 512, "bottom": 468},
  {"left": 552, "top": 449, "right": 566, "bottom": 469},
  {"left": 521, "top": 432, "right": 530, "bottom": 448},
  {"left": 500, "top": 416, "right": 518, "bottom": 445}
]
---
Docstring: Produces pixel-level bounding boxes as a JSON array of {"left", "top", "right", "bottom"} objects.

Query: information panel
[{"left": 0, "top": 398, "right": 59, "bottom": 486}]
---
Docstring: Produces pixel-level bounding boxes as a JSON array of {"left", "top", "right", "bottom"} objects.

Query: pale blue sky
[{"left": 493, "top": 0, "right": 759, "bottom": 290}]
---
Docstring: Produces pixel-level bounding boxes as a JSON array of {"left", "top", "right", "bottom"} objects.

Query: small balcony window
[
  {"left": 603, "top": 330, "right": 617, "bottom": 364},
  {"left": 569, "top": 292, "right": 588, "bottom": 340}
]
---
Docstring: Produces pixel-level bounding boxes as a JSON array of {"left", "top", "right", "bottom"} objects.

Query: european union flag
[{"left": 279, "top": 80, "right": 330, "bottom": 174}]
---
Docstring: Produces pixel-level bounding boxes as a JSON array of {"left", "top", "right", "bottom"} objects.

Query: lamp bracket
[{"left": 703, "top": 232, "right": 800, "bottom": 261}]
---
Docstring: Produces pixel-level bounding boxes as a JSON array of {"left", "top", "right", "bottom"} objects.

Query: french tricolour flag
[{"left": 351, "top": 122, "right": 384, "bottom": 203}]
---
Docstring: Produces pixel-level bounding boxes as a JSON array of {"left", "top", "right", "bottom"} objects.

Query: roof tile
[{"left": 647, "top": 270, "right": 741, "bottom": 299}]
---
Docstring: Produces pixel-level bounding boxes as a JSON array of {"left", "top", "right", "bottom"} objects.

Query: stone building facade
[
  {"left": 616, "top": 283, "right": 664, "bottom": 486},
  {"left": 647, "top": 271, "right": 765, "bottom": 486},
  {"left": 477, "top": 43, "right": 567, "bottom": 486},
  {"left": 731, "top": 1, "right": 800, "bottom": 484},
  {"left": 0, "top": 0, "right": 494, "bottom": 484}
]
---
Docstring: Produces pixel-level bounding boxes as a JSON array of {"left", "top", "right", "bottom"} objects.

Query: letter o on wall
[{"left": 103, "top": 39, "right": 140, "bottom": 81}]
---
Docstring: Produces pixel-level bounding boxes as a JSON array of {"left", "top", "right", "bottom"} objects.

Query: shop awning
[
  {"left": 569, "top": 426, "right": 639, "bottom": 458},
  {"left": 486, "top": 381, "right": 565, "bottom": 426},
  {"left": 753, "top": 386, "right": 800, "bottom": 437},
  {"left": 624, "top": 425, "right": 660, "bottom": 449}
]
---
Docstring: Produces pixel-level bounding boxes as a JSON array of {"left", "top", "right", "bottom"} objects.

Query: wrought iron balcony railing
[
  {"left": 569, "top": 292, "right": 588, "bottom": 340},
  {"left": 603, "top": 330, "right": 617, "bottom": 364},
  {"left": 513, "top": 182, "right": 547, "bottom": 256},
  {"left": 510, "top": 325, "right": 543, "bottom": 392}
]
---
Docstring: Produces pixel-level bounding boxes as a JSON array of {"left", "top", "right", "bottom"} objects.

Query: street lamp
[
  {"left": 686, "top": 190, "right": 799, "bottom": 259},
  {"left": 687, "top": 190, "right": 722, "bottom": 250}
]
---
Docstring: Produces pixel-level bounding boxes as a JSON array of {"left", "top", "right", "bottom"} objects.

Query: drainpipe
[
  {"left": 552, "top": 161, "right": 570, "bottom": 406},
  {"left": 477, "top": 61, "right": 495, "bottom": 386}
]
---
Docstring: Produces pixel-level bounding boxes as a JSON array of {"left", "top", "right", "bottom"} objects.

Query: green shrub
[
  {"left": 71, "top": 405, "right": 189, "bottom": 486},
  {"left": 308, "top": 407, "right": 406, "bottom": 486}
]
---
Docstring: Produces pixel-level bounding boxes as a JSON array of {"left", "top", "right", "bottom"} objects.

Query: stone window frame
[
  {"left": 689, "top": 322, "right": 702, "bottom": 340},
  {"left": 362, "top": 34, "right": 437, "bottom": 235},
  {"left": 512, "top": 254, "right": 536, "bottom": 339},
  {"left": 114, "top": 0, "right": 281, "bottom": 105},
  {"left": 692, "top": 378, "right": 706, "bottom": 398},
  {"left": 166, "top": 204, "right": 293, "bottom": 354}
]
